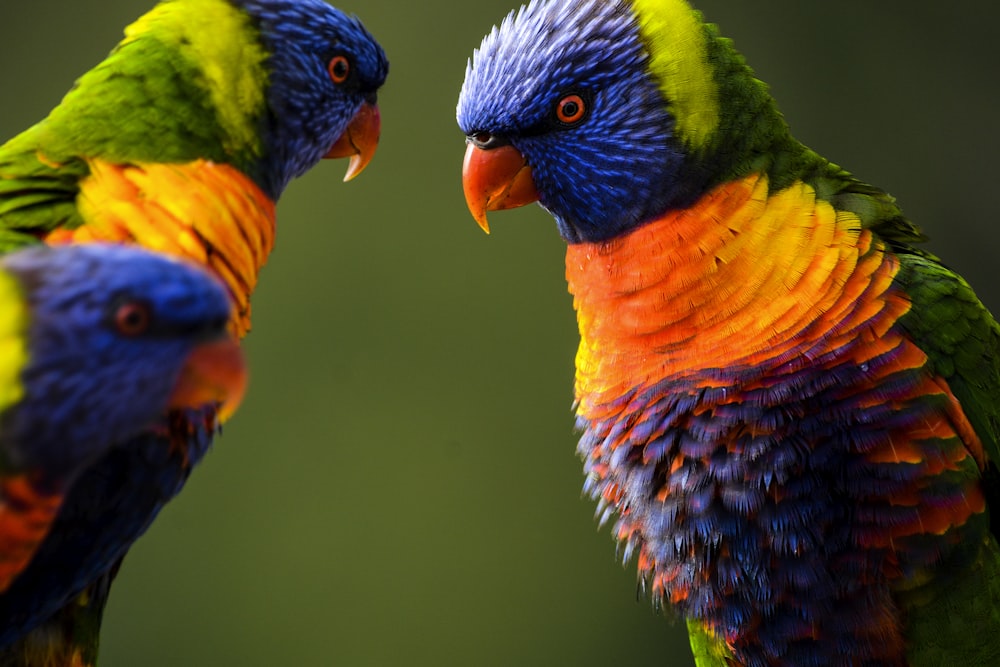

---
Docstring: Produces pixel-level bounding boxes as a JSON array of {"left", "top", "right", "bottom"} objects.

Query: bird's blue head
[
  {"left": 457, "top": 0, "right": 721, "bottom": 243},
  {"left": 237, "top": 0, "right": 389, "bottom": 196},
  {"left": 0, "top": 244, "right": 246, "bottom": 484}
]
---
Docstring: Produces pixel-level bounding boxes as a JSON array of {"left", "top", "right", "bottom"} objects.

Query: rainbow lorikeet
[
  {"left": 458, "top": 0, "right": 1000, "bottom": 665},
  {"left": 0, "top": 0, "right": 386, "bottom": 662},
  {"left": 0, "top": 243, "right": 245, "bottom": 666}
]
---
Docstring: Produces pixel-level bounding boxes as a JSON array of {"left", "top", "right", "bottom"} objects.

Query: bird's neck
[
  {"left": 566, "top": 173, "right": 901, "bottom": 414},
  {"left": 43, "top": 158, "right": 275, "bottom": 337}
]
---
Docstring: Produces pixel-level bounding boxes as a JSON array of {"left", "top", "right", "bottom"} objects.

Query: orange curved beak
[
  {"left": 325, "top": 101, "right": 381, "bottom": 182},
  {"left": 168, "top": 336, "right": 248, "bottom": 423},
  {"left": 462, "top": 142, "right": 539, "bottom": 233}
]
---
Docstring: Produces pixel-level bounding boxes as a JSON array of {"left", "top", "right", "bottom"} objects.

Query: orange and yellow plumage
[{"left": 0, "top": 0, "right": 387, "bottom": 663}]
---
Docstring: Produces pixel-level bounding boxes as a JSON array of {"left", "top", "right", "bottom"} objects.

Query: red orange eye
[
  {"left": 114, "top": 301, "right": 151, "bottom": 336},
  {"left": 556, "top": 94, "right": 587, "bottom": 125},
  {"left": 328, "top": 55, "right": 350, "bottom": 84}
]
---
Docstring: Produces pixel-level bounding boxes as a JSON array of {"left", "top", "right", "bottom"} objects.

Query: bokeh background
[{"left": 1, "top": 1, "right": 999, "bottom": 665}]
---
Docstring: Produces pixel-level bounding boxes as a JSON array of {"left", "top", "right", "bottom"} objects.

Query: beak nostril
[{"left": 468, "top": 131, "right": 507, "bottom": 150}]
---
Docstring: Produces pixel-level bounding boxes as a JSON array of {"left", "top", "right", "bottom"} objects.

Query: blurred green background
[{"left": 1, "top": 1, "right": 999, "bottom": 665}]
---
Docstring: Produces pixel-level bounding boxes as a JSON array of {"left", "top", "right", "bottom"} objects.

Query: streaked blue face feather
[
  {"left": 0, "top": 244, "right": 231, "bottom": 481},
  {"left": 237, "top": 0, "right": 388, "bottom": 197},
  {"left": 457, "top": 0, "right": 697, "bottom": 243}
]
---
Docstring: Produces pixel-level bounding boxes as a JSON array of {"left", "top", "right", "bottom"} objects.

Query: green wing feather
[
  {"left": 896, "top": 252, "right": 1000, "bottom": 660},
  {"left": 894, "top": 251, "right": 1000, "bottom": 473},
  {"left": 0, "top": 127, "right": 89, "bottom": 250},
  {"left": 686, "top": 619, "right": 735, "bottom": 667}
]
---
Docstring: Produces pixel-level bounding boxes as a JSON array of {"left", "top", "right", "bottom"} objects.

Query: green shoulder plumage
[{"left": 0, "top": 0, "right": 267, "bottom": 249}]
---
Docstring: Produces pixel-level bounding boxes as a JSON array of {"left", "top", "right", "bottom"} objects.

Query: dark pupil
[
  {"left": 334, "top": 60, "right": 348, "bottom": 78},
  {"left": 123, "top": 308, "right": 144, "bottom": 329},
  {"left": 562, "top": 101, "right": 579, "bottom": 118}
]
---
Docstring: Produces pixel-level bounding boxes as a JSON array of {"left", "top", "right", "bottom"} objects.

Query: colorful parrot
[
  {"left": 0, "top": 0, "right": 386, "bottom": 662},
  {"left": 0, "top": 243, "right": 245, "bottom": 666},
  {"left": 458, "top": 0, "right": 1000, "bottom": 665}
]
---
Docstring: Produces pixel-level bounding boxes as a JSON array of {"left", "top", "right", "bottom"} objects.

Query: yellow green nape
[
  {"left": 631, "top": 0, "right": 719, "bottom": 151},
  {"left": 0, "top": 271, "right": 29, "bottom": 420},
  {"left": 120, "top": 0, "right": 269, "bottom": 158},
  {"left": 686, "top": 618, "right": 734, "bottom": 667}
]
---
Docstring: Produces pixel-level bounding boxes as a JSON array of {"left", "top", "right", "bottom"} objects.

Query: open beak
[
  {"left": 325, "top": 102, "right": 381, "bottom": 182},
  {"left": 168, "top": 336, "right": 248, "bottom": 423},
  {"left": 461, "top": 142, "right": 539, "bottom": 233}
]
